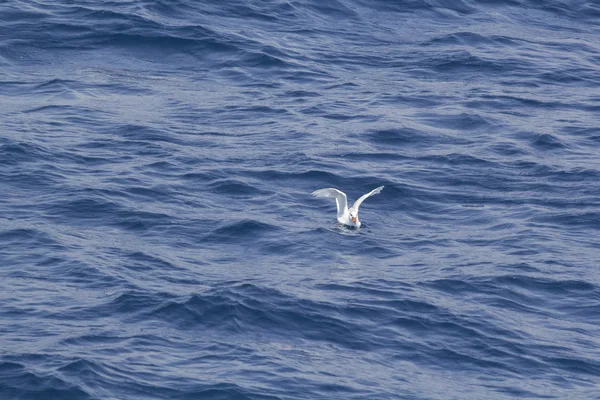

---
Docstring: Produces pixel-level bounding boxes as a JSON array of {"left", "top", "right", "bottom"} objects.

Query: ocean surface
[{"left": 1, "top": 0, "right": 600, "bottom": 399}]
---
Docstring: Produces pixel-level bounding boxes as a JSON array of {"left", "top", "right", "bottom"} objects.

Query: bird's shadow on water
[
  {"left": 333, "top": 223, "right": 363, "bottom": 236},
  {"left": 309, "top": 223, "right": 362, "bottom": 236}
]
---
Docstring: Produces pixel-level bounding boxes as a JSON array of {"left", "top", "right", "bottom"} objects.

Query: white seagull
[{"left": 312, "top": 186, "right": 384, "bottom": 228}]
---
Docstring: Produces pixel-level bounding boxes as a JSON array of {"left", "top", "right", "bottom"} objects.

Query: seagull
[{"left": 312, "top": 186, "right": 384, "bottom": 228}]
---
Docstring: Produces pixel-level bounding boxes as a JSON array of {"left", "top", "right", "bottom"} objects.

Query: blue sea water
[{"left": 1, "top": 0, "right": 600, "bottom": 398}]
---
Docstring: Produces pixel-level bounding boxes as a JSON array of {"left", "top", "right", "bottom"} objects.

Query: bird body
[{"left": 312, "top": 186, "right": 384, "bottom": 228}]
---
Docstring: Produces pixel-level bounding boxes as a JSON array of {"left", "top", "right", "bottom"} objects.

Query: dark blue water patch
[
  {"left": 95, "top": 32, "right": 238, "bottom": 62},
  {"left": 355, "top": 0, "right": 476, "bottom": 16},
  {"left": 530, "top": 210, "right": 600, "bottom": 231},
  {"left": 422, "top": 276, "right": 552, "bottom": 314},
  {"left": 109, "top": 124, "right": 185, "bottom": 145},
  {"left": 20, "top": 106, "right": 115, "bottom": 136},
  {"left": 529, "top": 132, "right": 568, "bottom": 150},
  {"left": 1, "top": 168, "right": 68, "bottom": 193},
  {"left": 537, "top": 68, "right": 600, "bottom": 87},
  {"left": 122, "top": 250, "right": 175, "bottom": 272},
  {"left": 418, "top": 153, "right": 496, "bottom": 168},
  {"left": 40, "top": 193, "right": 176, "bottom": 232},
  {"left": 0, "top": 361, "right": 92, "bottom": 400},
  {"left": 43, "top": 197, "right": 120, "bottom": 222},
  {"left": 14, "top": 77, "right": 152, "bottom": 99},
  {"left": 492, "top": 275, "right": 597, "bottom": 296},
  {"left": 221, "top": 104, "right": 290, "bottom": 116},
  {"left": 56, "top": 359, "right": 110, "bottom": 384},
  {"left": 238, "top": 48, "right": 295, "bottom": 70},
  {"left": 26, "top": 259, "right": 124, "bottom": 293},
  {"left": 523, "top": 0, "right": 600, "bottom": 22},
  {"left": 174, "top": 384, "right": 283, "bottom": 400},
  {"left": 425, "top": 32, "right": 525, "bottom": 48},
  {"left": 134, "top": 283, "right": 390, "bottom": 350},
  {"left": 122, "top": 281, "right": 544, "bottom": 387},
  {"left": 316, "top": 280, "right": 415, "bottom": 297},
  {"left": 304, "top": 0, "right": 359, "bottom": 18},
  {"left": 374, "top": 92, "right": 444, "bottom": 109},
  {"left": 416, "top": 347, "right": 517, "bottom": 376},
  {"left": 390, "top": 321, "right": 544, "bottom": 377},
  {"left": 0, "top": 6, "right": 252, "bottom": 65},
  {"left": 0, "top": 228, "right": 56, "bottom": 248},
  {"left": 241, "top": 169, "right": 345, "bottom": 187},
  {"left": 418, "top": 50, "right": 527, "bottom": 76},
  {"left": 203, "top": 220, "right": 281, "bottom": 244},
  {"left": 299, "top": 104, "right": 376, "bottom": 121},
  {"left": 0, "top": 5, "right": 46, "bottom": 23},
  {"left": 0, "top": 230, "right": 73, "bottom": 273},
  {"left": 208, "top": 178, "right": 269, "bottom": 197},
  {"left": 118, "top": 250, "right": 205, "bottom": 287},
  {"left": 113, "top": 210, "right": 177, "bottom": 232},
  {"left": 63, "top": 357, "right": 246, "bottom": 400},
  {"left": 363, "top": 127, "right": 438, "bottom": 147},
  {"left": 510, "top": 160, "right": 600, "bottom": 184},
  {"left": 177, "top": 385, "right": 283, "bottom": 400},
  {"left": 426, "top": 275, "right": 600, "bottom": 326},
  {"left": 415, "top": 111, "right": 497, "bottom": 131},
  {"left": 143, "top": 160, "right": 182, "bottom": 174},
  {"left": 283, "top": 89, "right": 321, "bottom": 99},
  {"left": 492, "top": 385, "right": 555, "bottom": 399},
  {"left": 0, "top": 141, "right": 52, "bottom": 166},
  {"left": 92, "top": 290, "right": 175, "bottom": 320},
  {"left": 486, "top": 141, "right": 531, "bottom": 157},
  {"left": 142, "top": 0, "right": 207, "bottom": 20},
  {"left": 338, "top": 152, "right": 410, "bottom": 163},
  {"left": 180, "top": 170, "right": 230, "bottom": 187},
  {"left": 30, "top": 78, "right": 81, "bottom": 98},
  {"left": 560, "top": 126, "right": 600, "bottom": 142},
  {"left": 540, "top": 356, "right": 600, "bottom": 377},
  {"left": 479, "top": 94, "right": 590, "bottom": 114},
  {"left": 0, "top": 79, "right": 69, "bottom": 98},
  {"left": 52, "top": 350, "right": 286, "bottom": 400},
  {"left": 120, "top": 184, "right": 185, "bottom": 204}
]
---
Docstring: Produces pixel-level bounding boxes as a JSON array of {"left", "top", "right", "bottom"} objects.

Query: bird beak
[{"left": 351, "top": 216, "right": 357, "bottom": 223}]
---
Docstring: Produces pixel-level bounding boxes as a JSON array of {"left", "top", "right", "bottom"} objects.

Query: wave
[{"left": 0, "top": 361, "right": 92, "bottom": 400}]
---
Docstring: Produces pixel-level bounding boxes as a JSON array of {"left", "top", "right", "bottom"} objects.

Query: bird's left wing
[{"left": 352, "top": 186, "right": 384, "bottom": 211}]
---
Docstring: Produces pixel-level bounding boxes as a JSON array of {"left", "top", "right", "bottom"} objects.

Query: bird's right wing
[{"left": 312, "top": 188, "right": 348, "bottom": 217}]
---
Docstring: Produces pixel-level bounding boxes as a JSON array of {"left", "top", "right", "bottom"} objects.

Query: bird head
[{"left": 349, "top": 210, "right": 358, "bottom": 224}]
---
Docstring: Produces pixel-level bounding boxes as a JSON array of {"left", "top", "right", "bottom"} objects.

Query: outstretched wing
[
  {"left": 352, "top": 186, "right": 384, "bottom": 211},
  {"left": 312, "top": 188, "right": 348, "bottom": 217}
]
